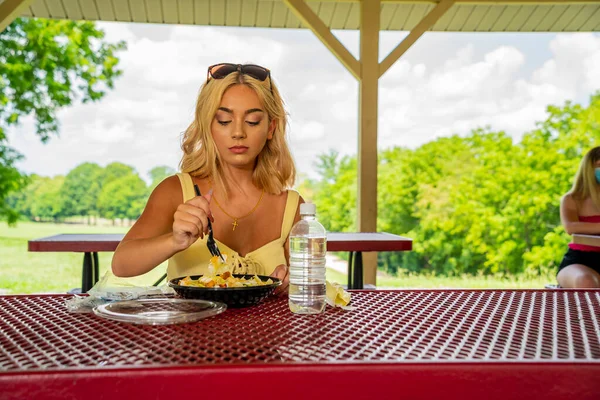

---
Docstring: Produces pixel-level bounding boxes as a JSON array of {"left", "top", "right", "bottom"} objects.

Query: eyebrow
[{"left": 217, "top": 107, "right": 264, "bottom": 115}]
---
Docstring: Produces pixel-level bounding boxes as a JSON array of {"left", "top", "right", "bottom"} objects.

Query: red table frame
[{"left": 28, "top": 232, "right": 412, "bottom": 291}]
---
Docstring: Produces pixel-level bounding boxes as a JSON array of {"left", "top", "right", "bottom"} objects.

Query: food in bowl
[
  {"left": 178, "top": 271, "right": 274, "bottom": 288},
  {"left": 177, "top": 255, "right": 274, "bottom": 288}
]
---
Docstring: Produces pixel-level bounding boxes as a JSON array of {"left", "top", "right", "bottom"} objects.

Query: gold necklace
[{"left": 212, "top": 189, "right": 265, "bottom": 231}]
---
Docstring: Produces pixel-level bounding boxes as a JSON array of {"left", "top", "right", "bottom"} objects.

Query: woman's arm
[
  {"left": 560, "top": 194, "right": 600, "bottom": 235},
  {"left": 111, "top": 176, "right": 212, "bottom": 277}
]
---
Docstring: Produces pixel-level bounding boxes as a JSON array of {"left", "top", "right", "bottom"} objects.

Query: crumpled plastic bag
[
  {"left": 325, "top": 280, "right": 356, "bottom": 311},
  {"left": 65, "top": 271, "right": 175, "bottom": 313}
]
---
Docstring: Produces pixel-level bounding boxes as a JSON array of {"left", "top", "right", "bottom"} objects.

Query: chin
[{"left": 226, "top": 158, "right": 256, "bottom": 169}]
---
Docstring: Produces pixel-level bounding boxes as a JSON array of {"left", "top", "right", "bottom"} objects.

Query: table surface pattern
[{"left": 1, "top": 289, "right": 599, "bottom": 373}]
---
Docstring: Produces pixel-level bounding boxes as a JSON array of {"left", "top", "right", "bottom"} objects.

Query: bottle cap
[{"left": 300, "top": 202, "right": 316, "bottom": 215}]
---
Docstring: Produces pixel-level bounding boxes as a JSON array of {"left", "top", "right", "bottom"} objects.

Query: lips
[{"left": 229, "top": 146, "right": 249, "bottom": 154}]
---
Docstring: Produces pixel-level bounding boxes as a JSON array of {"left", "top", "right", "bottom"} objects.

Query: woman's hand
[
  {"left": 270, "top": 264, "right": 289, "bottom": 296},
  {"left": 171, "top": 192, "right": 213, "bottom": 252}
]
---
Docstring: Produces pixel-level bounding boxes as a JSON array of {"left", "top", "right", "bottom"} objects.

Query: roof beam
[
  {"left": 0, "top": 0, "right": 33, "bottom": 32},
  {"left": 433, "top": 1, "right": 600, "bottom": 3},
  {"left": 284, "top": 0, "right": 361, "bottom": 80},
  {"left": 438, "top": 0, "right": 599, "bottom": 3},
  {"left": 317, "top": 0, "right": 600, "bottom": 4},
  {"left": 379, "top": 0, "right": 455, "bottom": 78}
]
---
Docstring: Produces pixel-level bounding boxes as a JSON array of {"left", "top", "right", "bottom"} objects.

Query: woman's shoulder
[
  {"left": 561, "top": 192, "right": 582, "bottom": 214},
  {"left": 265, "top": 189, "right": 304, "bottom": 217},
  {"left": 282, "top": 189, "right": 305, "bottom": 205},
  {"left": 156, "top": 174, "right": 183, "bottom": 192},
  {"left": 283, "top": 189, "right": 304, "bottom": 222},
  {"left": 561, "top": 192, "right": 576, "bottom": 204}
]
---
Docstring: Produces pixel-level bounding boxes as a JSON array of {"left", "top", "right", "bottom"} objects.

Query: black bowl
[{"left": 168, "top": 274, "right": 281, "bottom": 308}]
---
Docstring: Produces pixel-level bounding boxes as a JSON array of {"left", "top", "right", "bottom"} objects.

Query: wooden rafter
[
  {"left": 284, "top": 0, "right": 361, "bottom": 80},
  {"left": 379, "top": 0, "right": 455, "bottom": 78},
  {"left": 0, "top": 0, "right": 33, "bottom": 32}
]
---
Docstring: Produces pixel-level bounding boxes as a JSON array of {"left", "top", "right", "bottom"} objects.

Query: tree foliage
[
  {"left": 6, "top": 163, "right": 175, "bottom": 223},
  {"left": 60, "top": 162, "right": 102, "bottom": 218},
  {"left": 97, "top": 173, "right": 146, "bottom": 222},
  {"left": 310, "top": 93, "right": 600, "bottom": 278},
  {"left": 148, "top": 165, "right": 176, "bottom": 191},
  {"left": 0, "top": 18, "right": 125, "bottom": 223}
]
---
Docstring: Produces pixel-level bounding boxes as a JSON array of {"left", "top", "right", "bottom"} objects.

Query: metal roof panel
[{"left": 6, "top": 0, "right": 600, "bottom": 32}]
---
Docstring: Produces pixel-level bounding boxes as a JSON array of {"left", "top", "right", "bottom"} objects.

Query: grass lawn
[
  {"left": 1, "top": 221, "right": 555, "bottom": 294},
  {"left": 0, "top": 221, "right": 165, "bottom": 294},
  {"left": 325, "top": 268, "right": 554, "bottom": 289}
]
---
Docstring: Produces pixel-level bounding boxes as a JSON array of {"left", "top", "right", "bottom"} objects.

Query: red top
[{"left": 569, "top": 215, "right": 600, "bottom": 252}]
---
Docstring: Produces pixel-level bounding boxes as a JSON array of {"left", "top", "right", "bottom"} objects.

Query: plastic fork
[{"left": 194, "top": 184, "right": 225, "bottom": 262}]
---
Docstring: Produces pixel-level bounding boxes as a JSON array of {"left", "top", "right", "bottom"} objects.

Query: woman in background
[{"left": 558, "top": 146, "right": 600, "bottom": 288}]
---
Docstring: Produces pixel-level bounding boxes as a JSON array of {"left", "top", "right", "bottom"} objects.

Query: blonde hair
[
  {"left": 569, "top": 146, "right": 600, "bottom": 209},
  {"left": 179, "top": 69, "right": 295, "bottom": 197}
]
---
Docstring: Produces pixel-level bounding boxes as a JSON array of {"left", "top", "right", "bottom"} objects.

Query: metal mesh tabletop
[
  {"left": 2, "top": 290, "right": 600, "bottom": 400},
  {"left": 1, "top": 290, "right": 599, "bottom": 371}
]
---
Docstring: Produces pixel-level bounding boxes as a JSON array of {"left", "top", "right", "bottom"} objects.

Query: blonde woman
[
  {"left": 112, "top": 63, "right": 303, "bottom": 295},
  {"left": 558, "top": 146, "right": 600, "bottom": 288}
]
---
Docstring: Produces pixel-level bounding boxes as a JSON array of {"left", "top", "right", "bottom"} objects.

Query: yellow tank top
[{"left": 167, "top": 173, "right": 300, "bottom": 279}]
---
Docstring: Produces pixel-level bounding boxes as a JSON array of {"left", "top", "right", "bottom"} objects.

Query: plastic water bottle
[{"left": 288, "top": 202, "right": 327, "bottom": 314}]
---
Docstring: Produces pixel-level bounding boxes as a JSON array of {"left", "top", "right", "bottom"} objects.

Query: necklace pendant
[{"left": 232, "top": 219, "right": 239, "bottom": 231}]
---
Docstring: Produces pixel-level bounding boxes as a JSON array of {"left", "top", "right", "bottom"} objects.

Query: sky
[{"left": 6, "top": 22, "right": 600, "bottom": 182}]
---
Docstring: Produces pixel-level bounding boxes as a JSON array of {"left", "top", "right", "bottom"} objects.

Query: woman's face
[{"left": 211, "top": 84, "right": 275, "bottom": 170}]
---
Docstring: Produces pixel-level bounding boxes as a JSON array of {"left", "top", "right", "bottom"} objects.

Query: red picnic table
[
  {"left": 28, "top": 232, "right": 412, "bottom": 292},
  {"left": 0, "top": 289, "right": 599, "bottom": 399}
]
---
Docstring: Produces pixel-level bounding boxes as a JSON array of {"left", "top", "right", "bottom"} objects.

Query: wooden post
[
  {"left": 283, "top": 0, "right": 455, "bottom": 286},
  {"left": 358, "top": 0, "right": 380, "bottom": 285}
]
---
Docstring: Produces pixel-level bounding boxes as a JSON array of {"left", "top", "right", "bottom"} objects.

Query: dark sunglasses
[{"left": 206, "top": 63, "right": 272, "bottom": 92}]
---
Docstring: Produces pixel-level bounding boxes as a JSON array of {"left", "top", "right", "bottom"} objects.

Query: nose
[{"left": 231, "top": 120, "right": 247, "bottom": 139}]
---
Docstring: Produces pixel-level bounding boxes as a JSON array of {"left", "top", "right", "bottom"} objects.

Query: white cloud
[
  {"left": 81, "top": 119, "right": 135, "bottom": 144},
  {"left": 292, "top": 120, "right": 326, "bottom": 141},
  {"left": 378, "top": 33, "right": 600, "bottom": 150},
  {"left": 5, "top": 23, "right": 600, "bottom": 182}
]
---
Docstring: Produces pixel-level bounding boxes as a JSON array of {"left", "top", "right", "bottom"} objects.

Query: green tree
[
  {"left": 148, "top": 166, "right": 176, "bottom": 191},
  {"left": 311, "top": 92, "right": 600, "bottom": 278},
  {"left": 0, "top": 18, "right": 125, "bottom": 223},
  {"left": 30, "top": 175, "right": 65, "bottom": 221},
  {"left": 100, "top": 162, "right": 135, "bottom": 187},
  {"left": 60, "top": 162, "right": 102, "bottom": 222},
  {"left": 0, "top": 144, "right": 27, "bottom": 223},
  {"left": 4, "top": 173, "right": 39, "bottom": 220},
  {"left": 97, "top": 173, "right": 147, "bottom": 223},
  {"left": 311, "top": 150, "right": 357, "bottom": 233}
]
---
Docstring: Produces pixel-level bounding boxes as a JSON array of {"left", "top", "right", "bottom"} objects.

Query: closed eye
[
  {"left": 217, "top": 120, "right": 231, "bottom": 126},
  {"left": 247, "top": 121, "right": 260, "bottom": 126}
]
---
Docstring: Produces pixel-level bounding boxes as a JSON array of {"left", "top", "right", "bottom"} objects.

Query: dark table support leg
[
  {"left": 354, "top": 251, "right": 363, "bottom": 290},
  {"left": 82, "top": 252, "right": 100, "bottom": 293},
  {"left": 93, "top": 252, "right": 99, "bottom": 287},
  {"left": 347, "top": 251, "right": 354, "bottom": 289},
  {"left": 82, "top": 252, "right": 93, "bottom": 293}
]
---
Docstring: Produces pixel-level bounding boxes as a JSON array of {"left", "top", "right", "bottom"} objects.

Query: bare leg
[{"left": 557, "top": 264, "right": 600, "bottom": 288}]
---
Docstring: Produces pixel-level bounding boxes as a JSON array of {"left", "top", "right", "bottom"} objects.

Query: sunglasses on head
[{"left": 206, "top": 63, "right": 272, "bottom": 92}]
